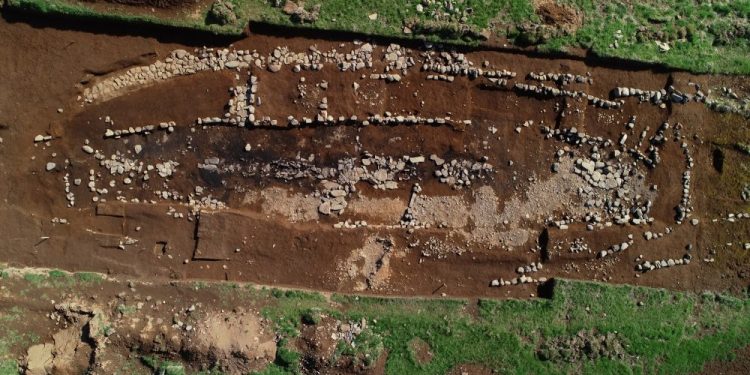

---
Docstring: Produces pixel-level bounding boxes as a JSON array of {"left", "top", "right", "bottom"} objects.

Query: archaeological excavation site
[{"left": 1, "top": 1, "right": 750, "bottom": 374}]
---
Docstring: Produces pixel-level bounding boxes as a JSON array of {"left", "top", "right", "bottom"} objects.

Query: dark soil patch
[
  {"left": 697, "top": 345, "right": 750, "bottom": 375},
  {"left": 409, "top": 337, "right": 433, "bottom": 365},
  {"left": 535, "top": 1, "right": 582, "bottom": 33}
]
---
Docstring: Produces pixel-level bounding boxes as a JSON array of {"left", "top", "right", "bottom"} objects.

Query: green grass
[
  {"left": 251, "top": 279, "right": 750, "bottom": 374},
  {"left": 4, "top": 0, "right": 252, "bottom": 35},
  {"left": 3, "top": 0, "right": 750, "bottom": 74},
  {"left": 74, "top": 272, "right": 104, "bottom": 283},
  {"left": 18, "top": 269, "right": 103, "bottom": 287},
  {"left": 0, "top": 360, "right": 17, "bottom": 375},
  {"left": 141, "top": 355, "right": 186, "bottom": 375},
  {"left": 546, "top": 0, "right": 750, "bottom": 74},
  {"left": 2, "top": 269, "right": 749, "bottom": 374}
]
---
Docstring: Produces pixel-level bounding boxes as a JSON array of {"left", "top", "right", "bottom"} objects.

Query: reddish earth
[
  {"left": 1, "top": 6, "right": 750, "bottom": 375},
  {"left": 0, "top": 8, "right": 749, "bottom": 303}
]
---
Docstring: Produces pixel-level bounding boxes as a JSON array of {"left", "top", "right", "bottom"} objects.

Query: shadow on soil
[
  {"left": 2, "top": 6, "right": 683, "bottom": 75},
  {"left": 0, "top": 5, "right": 242, "bottom": 46}
]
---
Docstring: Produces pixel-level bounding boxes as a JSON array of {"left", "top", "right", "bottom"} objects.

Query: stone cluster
[
  {"left": 643, "top": 227, "right": 673, "bottom": 241},
  {"left": 527, "top": 71, "right": 592, "bottom": 85},
  {"left": 433, "top": 156, "right": 493, "bottom": 188},
  {"left": 612, "top": 85, "right": 703, "bottom": 105},
  {"left": 369, "top": 73, "right": 402, "bottom": 83},
  {"left": 400, "top": 183, "right": 423, "bottom": 228},
  {"left": 219, "top": 73, "right": 257, "bottom": 126},
  {"left": 514, "top": 83, "right": 623, "bottom": 109},
  {"left": 716, "top": 212, "right": 750, "bottom": 222},
  {"left": 597, "top": 239, "right": 634, "bottom": 258},
  {"left": 383, "top": 43, "right": 415, "bottom": 73},
  {"left": 83, "top": 48, "right": 223, "bottom": 103},
  {"left": 516, "top": 262, "right": 543, "bottom": 274},
  {"left": 34, "top": 134, "right": 53, "bottom": 143},
  {"left": 490, "top": 275, "right": 548, "bottom": 287},
  {"left": 675, "top": 141, "right": 694, "bottom": 223},
  {"left": 636, "top": 255, "right": 691, "bottom": 272},
  {"left": 104, "top": 122, "right": 174, "bottom": 138},
  {"left": 421, "top": 51, "right": 516, "bottom": 80},
  {"left": 316, "top": 154, "right": 424, "bottom": 216}
]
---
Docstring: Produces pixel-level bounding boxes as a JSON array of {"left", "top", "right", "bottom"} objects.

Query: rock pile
[
  {"left": 612, "top": 85, "right": 701, "bottom": 105},
  {"left": 675, "top": 141, "right": 694, "bottom": 223},
  {"left": 515, "top": 83, "right": 622, "bottom": 109},
  {"left": 516, "top": 262, "right": 543, "bottom": 274},
  {"left": 433, "top": 157, "right": 493, "bottom": 188},
  {"left": 383, "top": 44, "right": 414, "bottom": 73},
  {"left": 528, "top": 71, "right": 591, "bottom": 85},
  {"left": 421, "top": 51, "right": 516, "bottom": 80},
  {"left": 400, "top": 183, "right": 423, "bottom": 228},
  {"left": 267, "top": 45, "right": 324, "bottom": 72},
  {"left": 218, "top": 73, "right": 257, "bottom": 126},
  {"left": 573, "top": 157, "right": 630, "bottom": 190}
]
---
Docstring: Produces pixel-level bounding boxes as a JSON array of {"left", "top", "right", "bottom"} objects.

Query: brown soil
[
  {"left": 0, "top": 270, "right": 277, "bottom": 374},
  {"left": 534, "top": 0, "right": 582, "bottom": 34},
  {"left": 537, "top": 2, "right": 580, "bottom": 25},
  {"left": 1, "top": 6, "right": 750, "bottom": 303},
  {"left": 1, "top": 8, "right": 750, "bottom": 375},
  {"left": 408, "top": 337, "right": 433, "bottom": 365},
  {"left": 447, "top": 363, "right": 495, "bottom": 375},
  {"left": 697, "top": 345, "right": 750, "bottom": 375}
]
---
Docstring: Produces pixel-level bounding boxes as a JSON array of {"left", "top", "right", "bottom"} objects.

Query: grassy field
[
  {"left": 249, "top": 279, "right": 750, "bottom": 374},
  {"left": 1, "top": 264, "right": 750, "bottom": 374},
  {"left": 2, "top": 0, "right": 257, "bottom": 34},
  {"left": 3, "top": 0, "right": 749, "bottom": 75}
]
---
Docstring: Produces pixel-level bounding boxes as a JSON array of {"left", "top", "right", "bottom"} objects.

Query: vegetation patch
[
  {"left": 536, "top": 329, "right": 630, "bottom": 363},
  {"left": 141, "top": 355, "right": 186, "bottom": 375},
  {"left": 4, "top": 0, "right": 750, "bottom": 73},
  {"left": 248, "top": 279, "right": 750, "bottom": 374}
]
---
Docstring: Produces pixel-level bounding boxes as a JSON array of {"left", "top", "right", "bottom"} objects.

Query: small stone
[{"left": 46, "top": 162, "right": 56, "bottom": 171}]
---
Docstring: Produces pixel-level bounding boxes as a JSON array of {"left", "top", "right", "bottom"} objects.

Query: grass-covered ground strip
[
  {"left": 251, "top": 279, "right": 750, "bottom": 374},
  {"left": 1, "top": 266, "right": 750, "bottom": 374},
  {"left": 2, "top": 0, "right": 258, "bottom": 35},
  {"left": 3, "top": 0, "right": 749, "bottom": 75}
]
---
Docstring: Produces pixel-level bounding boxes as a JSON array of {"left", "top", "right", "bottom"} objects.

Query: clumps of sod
[{"left": 208, "top": 0, "right": 238, "bottom": 26}]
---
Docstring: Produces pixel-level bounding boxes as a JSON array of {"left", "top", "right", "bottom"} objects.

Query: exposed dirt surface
[
  {"left": 535, "top": 1, "right": 582, "bottom": 33},
  {"left": 1, "top": 8, "right": 749, "bottom": 307},
  {"left": 0, "top": 269, "right": 279, "bottom": 374},
  {"left": 698, "top": 345, "right": 750, "bottom": 375}
]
